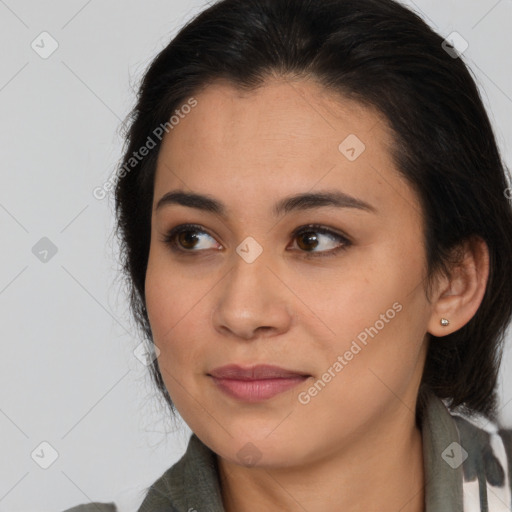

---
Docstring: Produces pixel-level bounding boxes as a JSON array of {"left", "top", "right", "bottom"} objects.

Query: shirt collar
[{"left": 420, "top": 388, "right": 464, "bottom": 511}]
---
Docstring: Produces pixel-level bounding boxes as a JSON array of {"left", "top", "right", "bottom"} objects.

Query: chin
[{"left": 211, "top": 434, "right": 308, "bottom": 469}]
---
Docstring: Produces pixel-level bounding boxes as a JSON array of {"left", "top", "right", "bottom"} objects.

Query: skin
[{"left": 144, "top": 77, "right": 489, "bottom": 512}]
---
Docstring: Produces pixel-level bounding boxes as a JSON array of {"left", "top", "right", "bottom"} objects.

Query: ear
[{"left": 427, "top": 236, "right": 489, "bottom": 337}]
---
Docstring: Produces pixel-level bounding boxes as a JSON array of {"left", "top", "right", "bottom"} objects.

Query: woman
[{"left": 66, "top": 0, "right": 512, "bottom": 510}]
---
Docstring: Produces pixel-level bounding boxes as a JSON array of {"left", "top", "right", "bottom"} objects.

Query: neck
[{"left": 217, "top": 411, "right": 425, "bottom": 512}]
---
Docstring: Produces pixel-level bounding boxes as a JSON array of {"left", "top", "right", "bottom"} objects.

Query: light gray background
[{"left": 1, "top": 1, "right": 511, "bottom": 511}]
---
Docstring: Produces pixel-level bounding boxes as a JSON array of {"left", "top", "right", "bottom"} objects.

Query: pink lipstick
[{"left": 208, "top": 364, "right": 310, "bottom": 402}]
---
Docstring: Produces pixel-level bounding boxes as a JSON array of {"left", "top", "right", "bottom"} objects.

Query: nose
[{"left": 211, "top": 251, "right": 293, "bottom": 341}]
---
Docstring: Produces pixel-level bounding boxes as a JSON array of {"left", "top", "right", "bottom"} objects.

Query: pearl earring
[{"left": 440, "top": 318, "right": 450, "bottom": 327}]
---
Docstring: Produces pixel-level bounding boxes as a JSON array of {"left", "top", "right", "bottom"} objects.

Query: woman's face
[{"left": 145, "top": 78, "right": 436, "bottom": 467}]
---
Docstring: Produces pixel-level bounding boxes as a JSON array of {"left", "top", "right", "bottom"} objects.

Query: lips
[
  {"left": 208, "top": 364, "right": 309, "bottom": 380},
  {"left": 207, "top": 364, "right": 311, "bottom": 402}
]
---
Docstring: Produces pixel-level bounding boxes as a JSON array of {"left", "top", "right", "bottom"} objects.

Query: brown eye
[
  {"left": 162, "top": 224, "right": 220, "bottom": 253},
  {"left": 290, "top": 225, "right": 351, "bottom": 257},
  {"left": 296, "top": 231, "right": 320, "bottom": 251},
  {"left": 177, "top": 230, "right": 201, "bottom": 249}
]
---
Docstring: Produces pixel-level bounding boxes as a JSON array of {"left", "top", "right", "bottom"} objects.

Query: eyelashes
[
  {"left": 162, "top": 224, "right": 221, "bottom": 253},
  {"left": 160, "top": 223, "right": 352, "bottom": 259},
  {"left": 290, "top": 224, "right": 351, "bottom": 258}
]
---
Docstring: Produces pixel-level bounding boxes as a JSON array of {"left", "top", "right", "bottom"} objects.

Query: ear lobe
[{"left": 427, "top": 236, "right": 489, "bottom": 337}]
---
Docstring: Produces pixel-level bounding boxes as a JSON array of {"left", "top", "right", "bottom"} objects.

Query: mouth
[{"left": 207, "top": 364, "right": 311, "bottom": 402}]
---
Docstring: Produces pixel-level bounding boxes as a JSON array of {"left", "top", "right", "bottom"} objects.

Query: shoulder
[
  {"left": 137, "top": 434, "right": 224, "bottom": 511},
  {"left": 59, "top": 438, "right": 198, "bottom": 512},
  {"left": 499, "top": 428, "right": 512, "bottom": 456},
  {"left": 61, "top": 504, "right": 117, "bottom": 512},
  {"left": 451, "top": 411, "right": 512, "bottom": 510}
]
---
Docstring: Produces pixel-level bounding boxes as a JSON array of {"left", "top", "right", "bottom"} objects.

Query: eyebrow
[{"left": 155, "top": 190, "right": 376, "bottom": 217}]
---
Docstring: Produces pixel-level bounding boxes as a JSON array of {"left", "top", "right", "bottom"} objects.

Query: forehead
[
  {"left": 153, "top": 78, "right": 414, "bottom": 218},
  {"left": 160, "top": 77, "right": 391, "bottom": 154}
]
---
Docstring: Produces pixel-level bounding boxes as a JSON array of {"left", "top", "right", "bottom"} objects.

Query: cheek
[
  {"left": 145, "top": 259, "right": 188, "bottom": 384},
  {"left": 144, "top": 255, "right": 211, "bottom": 377},
  {"left": 290, "top": 263, "right": 396, "bottom": 340},
  {"left": 302, "top": 250, "right": 428, "bottom": 375},
  {"left": 145, "top": 267, "right": 173, "bottom": 343},
  {"left": 295, "top": 307, "right": 427, "bottom": 444},
  {"left": 145, "top": 250, "right": 199, "bottom": 341}
]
